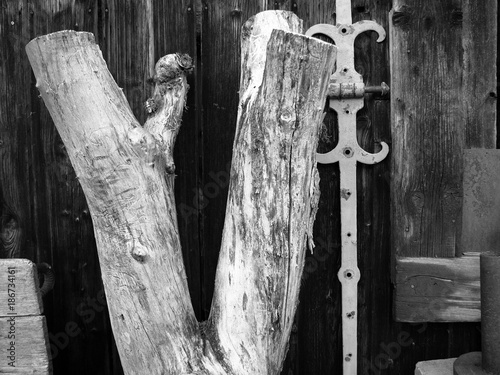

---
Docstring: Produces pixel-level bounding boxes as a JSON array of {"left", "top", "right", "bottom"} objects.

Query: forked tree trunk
[{"left": 26, "top": 10, "right": 336, "bottom": 375}]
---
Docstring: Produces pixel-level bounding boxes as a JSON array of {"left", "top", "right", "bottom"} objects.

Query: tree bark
[{"left": 26, "top": 10, "right": 335, "bottom": 375}]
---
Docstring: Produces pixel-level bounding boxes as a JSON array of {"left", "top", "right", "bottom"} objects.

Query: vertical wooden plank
[
  {"left": 0, "top": 0, "right": 33, "bottom": 260},
  {"left": 391, "top": 0, "right": 496, "bottom": 259},
  {"left": 391, "top": 0, "right": 466, "bottom": 258},
  {"left": 462, "top": 0, "right": 497, "bottom": 148}
]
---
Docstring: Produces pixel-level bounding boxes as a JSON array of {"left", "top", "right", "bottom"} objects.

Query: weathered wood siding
[
  {"left": 391, "top": 0, "right": 498, "bottom": 326},
  {"left": 0, "top": 1, "right": 496, "bottom": 374}
]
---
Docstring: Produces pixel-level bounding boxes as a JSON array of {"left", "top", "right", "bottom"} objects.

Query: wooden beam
[
  {"left": 394, "top": 255, "right": 480, "bottom": 322},
  {"left": 0, "top": 259, "right": 42, "bottom": 316},
  {"left": 0, "top": 316, "right": 51, "bottom": 374}
]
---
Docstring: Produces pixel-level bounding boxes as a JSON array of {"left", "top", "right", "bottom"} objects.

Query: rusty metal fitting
[
  {"left": 328, "top": 82, "right": 365, "bottom": 98},
  {"left": 365, "top": 82, "right": 390, "bottom": 96},
  {"left": 328, "top": 81, "right": 390, "bottom": 99}
]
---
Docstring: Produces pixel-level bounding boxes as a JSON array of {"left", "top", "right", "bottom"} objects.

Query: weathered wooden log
[
  {"left": 26, "top": 10, "right": 335, "bottom": 375},
  {"left": 26, "top": 30, "right": 212, "bottom": 375},
  {"left": 207, "top": 13, "right": 336, "bottom": 375}
]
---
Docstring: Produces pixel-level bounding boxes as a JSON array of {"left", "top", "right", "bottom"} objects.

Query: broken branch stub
[
  {"left": 26, "top": 31, "right": 211, "bottom": 374},
  {"left": 143, "top": 53, "right": 193, "bottom": 173}
]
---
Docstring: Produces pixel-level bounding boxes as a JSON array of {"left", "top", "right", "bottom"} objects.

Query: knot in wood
[
  {"left": 128, "top": 127, "right": 157, "bottom": 163},
  {"left": 280, "top": 108, "right": 296, "bottom": 125},
  {"left": 392, "top": 7, "right": 413, "bottom": 29},
  {"left": 131, "top": 246, "right": 147, "bottom": 262},
  {"left": 144, "top": 98, "right": 157, "bottom": 114},
  {"left": 174, "top": 53, "right": 193, "bottom": 72}
]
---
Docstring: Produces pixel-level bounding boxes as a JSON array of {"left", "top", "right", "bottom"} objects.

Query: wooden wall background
[{"left": 0, "top": 0, "right": 497, "bottom": 374}]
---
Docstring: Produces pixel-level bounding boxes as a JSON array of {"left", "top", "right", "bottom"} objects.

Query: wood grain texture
[
  {"left": 391, "top": 0, "right": 497, "bottom": 259},
  {"left": 395, "top": 256, "right": 480, "bottom": 322},
  {"left": 0, "top": 0, "right": 33, "bottom": 260},
  {"left": 0, "top": 259, "right": 42, "bottom": 316},
  {"left": 390, "top": 0, "right": 495, "bottom": 367},
  {"left": 462, "top": 0, "right": 497, "bottom": 148},
  {"left": 0, "top": 316, "right": 51, "bottom": 374}
]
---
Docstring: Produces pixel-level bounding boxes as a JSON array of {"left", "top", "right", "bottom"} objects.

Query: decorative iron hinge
[{"left": 306, "top": 4, "right": 390, "bottom": 375}]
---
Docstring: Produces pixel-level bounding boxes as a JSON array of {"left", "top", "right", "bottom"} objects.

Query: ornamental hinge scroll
[{"left": 306, "top": 4, "right": 390, "bottom": 375}]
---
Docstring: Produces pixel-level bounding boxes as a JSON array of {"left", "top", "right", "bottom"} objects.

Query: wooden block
[
  {"left": 0, "top": 259, "right": 42, "bottom": 317},
  {"left": 462, "top": 149, "right": 500, "bottom": 255},
  {"left": 395, "top": 256, "right": 480, "bottom": 322},
  {"left": 0, "top": 315, "right": 51, "bottom": 374},
  {"left": 415, "top": 358, "right": 456, "bottom": 375}
]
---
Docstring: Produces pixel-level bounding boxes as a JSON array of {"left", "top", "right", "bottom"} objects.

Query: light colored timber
[
  {"left": 394, "top": 255, "right": 480, "bottom": 322},
  {"left": 415, "top": 358, "right": 456, "bottom": 375},
  {"left": 26, "top": 10, "right": 336, "bottom": 375},
  {"left": 0, "top": 316, "right": 51, "bottom": 374},
  {"left": 0, "top": 259, "right": 42, "bottom": 316}
]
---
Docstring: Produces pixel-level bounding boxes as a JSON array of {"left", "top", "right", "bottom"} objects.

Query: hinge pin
[{"left": 328, "top": 82, "right": 390, "bottom": 99}]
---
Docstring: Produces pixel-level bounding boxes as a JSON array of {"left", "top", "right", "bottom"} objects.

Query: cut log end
[{"left": 26, "top": 30, "right": 95, "bottom": 48}]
